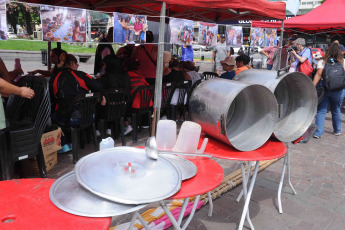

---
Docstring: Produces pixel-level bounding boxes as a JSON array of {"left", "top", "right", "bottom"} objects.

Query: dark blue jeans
[{"left": 314, "top": 89, "right": 345, "bottom": 137}]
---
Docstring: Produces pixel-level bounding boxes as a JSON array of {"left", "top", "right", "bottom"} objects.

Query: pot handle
[{"left": 217, "top": 114, "right": 226, "bottom": 135}]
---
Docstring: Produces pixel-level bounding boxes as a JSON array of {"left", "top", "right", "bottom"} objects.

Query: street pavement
[{"left": 7, "top": 59, "right": 345, "bottom": 229}]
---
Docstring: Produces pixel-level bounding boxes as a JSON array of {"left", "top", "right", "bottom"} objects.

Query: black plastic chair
[
  {"left": 2, "top": 76, "right": 50, "bottom": 180},
  {"left": 54, "top": 93, "right": 99, "bottom": 164},
  {"left": 160, "top": 82, "right": 176, "bottom": 119},
  {"left": 129, "top": 85, "right": 154, "bottom": 143},
  {"left": 185, "top": 79, "right": 202, "bottom": 120},
  {"left": 203, "top": 71, "right": 218, "bottom": 80},
  {"left": 99, "top": 89, "right": 129, "bottom": 146},
  {"left": 171, "top": 80, "right": 192, "bottom": 121}
]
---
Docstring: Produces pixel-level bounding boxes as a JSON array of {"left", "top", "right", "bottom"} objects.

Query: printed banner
[
  {"left": 265, "top": 28, "right": 277, "bottom": 47},
  {"left": 89, "top": 11, "right": 113, "bottom": 42},
  {"left": 113, "top": 12, "right": 147, "bottom": 44},
  {"left": 226, "top": 25, "right": 243, "bottom": 48},
  {"left": 198, "top": 22, "right": 217, "bottom": 47},
  {"left": 0, "top": 0, "right": 6, "bottom": 40},
  {"left": 169, "top": 17, "right": 194, "bottom": 45},
  {"left": 250, "top": 27, "right": 265, "bottom": 47},
  {"left": 6, "top": 2, "right": 41, "bottom": 40},
  {"left": 41, "top": 5, "right": 87, "bottom": 42}
]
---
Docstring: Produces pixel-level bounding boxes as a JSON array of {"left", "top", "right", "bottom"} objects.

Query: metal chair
[
  {"left": 99, "top": 89, "right": 129, "bottom": 146},
  {"left": 202, "top": 72, "right": 218, "bottom": 81},
  {"left": 2, "top": 76, "right": 50, "bottom": 180},
  {"left": 129, "top": 85, "right": 154, "bottom": 143}
]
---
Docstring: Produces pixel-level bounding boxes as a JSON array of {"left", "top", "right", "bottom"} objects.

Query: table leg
[
  {"left": 182, "top": 195, "right": 200, "bottom": 230},
  {"left": 207, "top": 191, "right": 213, "bottom": 217},
  {"left": 160, "top": 200, "right": 182, "bottom": 230},
  {"left": 177, "top": 198, "right": 189, "bottom": 225},
  {"left": 278, "top": 143, "right": 297, "bottom": 214},
  {"left": 238, "top": 161, "right": 260, "bottom": 230},
  {"left": 236, "top": 161, "right": 252, "bottom": 202},
  {"left": 240, "top": 162, "right": 255, "bottom": 230}
]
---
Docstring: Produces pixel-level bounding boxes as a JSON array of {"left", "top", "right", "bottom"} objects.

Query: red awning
[
  {"left": 252, "top": 0, "right": 345, "bottom": 34},
  {"left": 22, "top": 0, "right": 286, "bottom": 22}
]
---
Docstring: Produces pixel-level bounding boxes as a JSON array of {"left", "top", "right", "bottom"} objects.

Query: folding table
[
  {"left": 0, "top": 178, "right": 111, "bottom": 230},
  {"left": 159, "top": 157, "right": 224, "bottom": 230},
  {"left": 201, "top": 135, "right": 286, "bottom": 230}
]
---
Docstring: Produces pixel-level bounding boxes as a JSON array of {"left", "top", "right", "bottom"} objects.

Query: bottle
[
  {"left": 99, "top": 137, "right": 115, "bottom": 151},
  {"left": 13, "top": 58, "right": 23, "bottom": 83}
]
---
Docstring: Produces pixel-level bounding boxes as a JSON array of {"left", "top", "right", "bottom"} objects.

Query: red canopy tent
[
  {"left": 252, "top": 0, "right": 345, "bottom": 35},
  {"left": 23, "top": 0, "right": 286, "bottom": 22},
  {"left": 21, "top": 0, "right": 286, "bottom": 130}
]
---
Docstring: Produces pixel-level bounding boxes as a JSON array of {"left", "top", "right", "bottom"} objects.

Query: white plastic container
[
  {"left": 99, "top": 137, "right": 115, "bottom": 151},
  {"left": 156, "top": 120, "right": 177, "bottom": 151}
]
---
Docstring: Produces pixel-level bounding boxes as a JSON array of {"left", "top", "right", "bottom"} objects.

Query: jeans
[
  {"left": 314, "top": 89, "right": 344, "bottom": 137},
  {"left": 266, "top": 64, "right": 273, "bottom": 70}
]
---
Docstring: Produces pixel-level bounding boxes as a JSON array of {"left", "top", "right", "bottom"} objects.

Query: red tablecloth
[
  {"left": 0, "top": 179, "right": 111, "bottom": 230},
  {"left": 169, "top": 158, "right": 224, "bottom": 199},
  {"left": 199, "top": 134, "right": 287, "bottom": 161}
]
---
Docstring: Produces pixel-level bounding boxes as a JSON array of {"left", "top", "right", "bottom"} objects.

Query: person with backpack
[{"left": 312, "top": 43, "right": 345, "bottom": 138}]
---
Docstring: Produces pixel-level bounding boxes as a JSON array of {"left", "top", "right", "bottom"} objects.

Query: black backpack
[{"left": 322, "top": 59, "right": 345, "bottom": 91}]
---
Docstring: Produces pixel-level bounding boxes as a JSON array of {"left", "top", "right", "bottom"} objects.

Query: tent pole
[
  {"left": 277, "top": 20, "right": 284, "bottom": 70},
  {"left": 152, "top": 2, "right": 166, "bottom": 136},
  {"left": 47, "top": 42, "right": 51, "bottom": 71}
]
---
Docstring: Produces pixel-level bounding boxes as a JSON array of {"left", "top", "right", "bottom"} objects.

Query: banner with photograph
[
  {"left": 169, "top": 17, "right": 194, "bottom": 45},
  {"left": 0, "top": 0, "right": 6, "bottom": 40},
  {"left": 89, "top": 11, "right": 113, "bottom": 42},
  {"left": 6, "top": 2, "right": 41, "bottom": 40},
  {"left": 250, "top": 27, "right": 265, "bottom": 47},
  {"left": 113, "top": 12, "right": 147, "bottom": 44},
  {"left": 41, "top": 5, "right": 87, "bottom": 42},
  {"left": 198, "top": 22, "right": 217, "bottom": 47},
  {"left": 265, "top": 28, "right": 277, "bottom": 46},
  {"left": 226, "top": 25, "right": 243, "bottom": 48}
]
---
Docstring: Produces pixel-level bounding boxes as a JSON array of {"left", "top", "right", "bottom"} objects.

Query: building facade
[{"left": 269, "top": 0, "right": 322, "bottom": 15}]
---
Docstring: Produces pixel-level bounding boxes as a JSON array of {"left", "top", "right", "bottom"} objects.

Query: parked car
[
  {"left": 7, "top": 32, "right": 17, "bottom": 39},
  {"left": 192, "top": 44, "right": 207, "bottom": 51},
  {"left": 311, "top": 48, "right": 325, "bottom": 57}
]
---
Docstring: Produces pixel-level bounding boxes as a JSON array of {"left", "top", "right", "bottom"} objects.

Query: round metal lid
[
  {"left": 49, "top": 171, "right": 146, "bottom": 217},
  {"left": 75, "top": 147, "right": 182, "bottom": 205},
  {"left": 161, "top": 155, "right": 197, "bottom": 180}
]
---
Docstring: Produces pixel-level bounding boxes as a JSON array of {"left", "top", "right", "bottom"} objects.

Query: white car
[
  {"left": 7, "top": 32, "right": 17, "bottom": 39},
  {"left": 192, "top": 44, "right": 207, "bottom": 51}
]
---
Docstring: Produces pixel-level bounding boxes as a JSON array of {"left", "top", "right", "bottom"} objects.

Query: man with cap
[
  {"left": 219, "top": 56, "right": 236, "bottom": 80},
  {"left": 290, "top": 37, "right": 312, "bottom": 72},
  {"left": 212, "top": 34, "right": 230, "bottom": 75}
]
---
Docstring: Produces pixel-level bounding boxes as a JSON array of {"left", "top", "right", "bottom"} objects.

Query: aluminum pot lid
[
  {"left": 49, "top": 171, "right": 146, "bottom": 217},
  {"left": 75, "top": 147, "right": 182, "bottom": 205},
  {"left": 161, "top": 155, "right": 197, "bottom": 181}
]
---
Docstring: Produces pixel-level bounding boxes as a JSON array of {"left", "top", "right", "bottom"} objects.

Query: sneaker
[
  {"left": 124, "top": 125, "right": 133, "bottom": 136},
  {"left": 106, "top": 129, "right": 112, "bottom": 135},
  {"left": 58, "top": 144, "right": 71, "bottom": 153},
  {"left": 335, "top": 132, "right": 341, "bottom": 136},
  {"left": 313, "top": 135, "right": 321, "bottom": 139}
]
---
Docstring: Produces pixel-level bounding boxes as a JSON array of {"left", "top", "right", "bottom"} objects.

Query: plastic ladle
[{"left": 145, "top": 136, "right": 212, "bottom": 160}]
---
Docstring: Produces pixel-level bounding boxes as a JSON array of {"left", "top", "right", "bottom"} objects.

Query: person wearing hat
[
  {"left": 290, "top": 37, "right": 313, "bottom": 72},
  {"left": 212, "top": 34, "right": 230, "bottom": 75},
  {"left": 312, "top": 51, "right": 323, "bottom": 68},
  {"left": 219, "top": 56, "right": 236, "bottom": 80}
]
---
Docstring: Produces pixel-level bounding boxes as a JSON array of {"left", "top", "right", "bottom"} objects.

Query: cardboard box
[{"left": 41, "top": 127, "right": 62, "bottom": 171}]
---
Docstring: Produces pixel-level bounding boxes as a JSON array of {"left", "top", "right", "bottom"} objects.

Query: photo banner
[
  {"left": 113, "top": 12, "right": 147, "bottom": 44},
  {"left": 6, "top": 2, "right": 41, "bottom": 40},
  {"left": 265, "top": 29, "right": 277, "bottom": 47},
  {"left": 250, "top": 27, "right": 265, "bottom": 47},
  {"left": 41, "top": 5, "right": 87, "bottom": 43},
  {"left": 169, "top": 17, "right": 194, "bottom": 45},
  {"left": 0, "top": 0, "right": 7, "bottom": 40},
  {"left": 226, "top": 25, "right": 243, "bottom": 48},
  {"left": 198, "top": 22, "right": 217, "bottom": 47},
  {"left": 89, "top": 11, "right": 113, "bottom": 42}
]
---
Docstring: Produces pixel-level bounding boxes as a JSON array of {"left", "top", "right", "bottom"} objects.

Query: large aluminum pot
[
  {"left": 189, "top": 78, "right": 278, "bottom": 151},
  {"left": 235, "top": 69, "right": 318, "bottom": 142}
]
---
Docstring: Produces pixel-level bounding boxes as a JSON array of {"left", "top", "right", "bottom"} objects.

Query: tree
[{"left": 6, "top": 2, "right": 40, "bottom": 35}]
